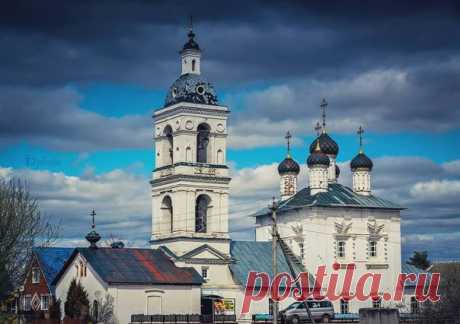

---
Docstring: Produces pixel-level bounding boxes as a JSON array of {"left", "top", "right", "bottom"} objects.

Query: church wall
[{"left": 255, "top": 206, "right": 402, "bottom": 313}]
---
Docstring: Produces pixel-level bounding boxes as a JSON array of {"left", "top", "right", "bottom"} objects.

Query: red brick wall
[{"left": 23, "top": 256, "right": 50, "bottom": 296}]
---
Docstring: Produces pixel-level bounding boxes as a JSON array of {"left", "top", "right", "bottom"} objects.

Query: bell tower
[{"left": 150, "top": 27, "right": 231, "bottom": 257}]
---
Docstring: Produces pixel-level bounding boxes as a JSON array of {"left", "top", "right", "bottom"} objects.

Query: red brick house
[{"left": 21, "top": 247, "right": 73, "bottom": 319}]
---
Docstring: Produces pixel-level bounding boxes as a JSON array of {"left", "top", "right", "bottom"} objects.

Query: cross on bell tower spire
[
  {"left": 320, "top": 98, "right": 328, "bottom": 133},
  {"left": 285, "top": 131, "right": 292, "bottom": 158},
  {"left": 357, "top": 126, "right": 364, "bottom": 153}
]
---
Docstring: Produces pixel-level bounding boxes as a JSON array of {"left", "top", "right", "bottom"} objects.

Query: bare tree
[
  {"left": 90, "top": 292, "right": 118, "bottom": 324},
  {"left": 0, "top": 178, "right": 60, "bottom": 295}
]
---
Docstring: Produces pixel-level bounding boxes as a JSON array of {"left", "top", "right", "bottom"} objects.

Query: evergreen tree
[
  {"left": 64, "top": 278, "right": 89, "bottom": 319},
  {"left": 408, "top": 251, "right": 431, "bottom": 270}
]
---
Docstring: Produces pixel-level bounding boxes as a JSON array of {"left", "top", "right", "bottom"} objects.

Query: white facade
[
  {"left": 308, "top": 165, "right": 329, "bottom": 195},
  {"left": 280, "top": 173, "right": 298, "bottom": 201},
  {"left": 255, "top": 206, "right": 402, "bottom": 313},
  {"left": 150, "top": 101, "right": 231, "bottom": 256},
  {"left": 352, "top": 168, "right": 372, "bottom": 196},
  {"left": 54, "top": 252, "right": 201, "bottom": 324}
]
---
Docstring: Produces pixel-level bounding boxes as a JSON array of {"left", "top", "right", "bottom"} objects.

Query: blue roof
[
  {"left": 33, "top": 247, "right": 74, "bottom": 292},
  {"left": 253, "top": 183, "right": 403, "bottom": 218},
  {"left": 229, "top": 241, "right": 312, "bottom": 288}
]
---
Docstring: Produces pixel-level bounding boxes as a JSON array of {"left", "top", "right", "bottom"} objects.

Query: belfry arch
[
  {"left": 195, "top": 194, "right": 210, "bottom": 233},
  {"left": 197, "top": 123, "right": 210, "bottom": 163},
  {"left": 161, "top": 196, "right": 173, "bottom": 233},
  {"left": 163, "top": 125, "right": 173, "bottom": 166}
]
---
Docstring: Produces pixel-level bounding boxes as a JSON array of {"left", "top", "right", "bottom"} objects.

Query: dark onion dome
[
  {"left": 164, "top": 73, "right": 218, "bottom": 107},
  {"left": 335, "top": 164, "right": 340, "bottom": 178},
  {"left": 278, "top": 156, "right": 300, "bottom": 175},
  {"left": 181, "top": 30, "right": 200, "bottom": 52},
  {"left": 309, "top": 133, "right": 339, "bottom": 156},
  {"left": 350, "top": 152, "right": 374, "bottom": 171},
  {"left": 85, "top": 230, "right": 101, "bottom": 248},
  {"left": 307, "top": 142, "right": 330, "bottom": 167}
]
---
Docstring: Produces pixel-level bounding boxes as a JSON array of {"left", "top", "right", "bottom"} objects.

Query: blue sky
[{"left": 1, "top": 1, "right": 459, "bottom": 262}]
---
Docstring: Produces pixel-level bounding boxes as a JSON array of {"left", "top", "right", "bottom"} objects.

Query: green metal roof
[
  {"left": 229, "top": 241, "right": 313, "bottom": 288},
  {"left": 253, "top": 183, "right": 404, "bottom": 218}
]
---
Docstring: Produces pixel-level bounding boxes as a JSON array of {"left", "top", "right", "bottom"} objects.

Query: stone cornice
[
  {"left": 154, "top": 105, "right": 230, "bottom": 121},
  {"left": 150, "top": 174, "right": 231, "bottom": 187}
]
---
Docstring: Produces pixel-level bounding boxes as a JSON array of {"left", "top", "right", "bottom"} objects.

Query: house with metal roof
[
  {"left": 20, "top": 247, "right": 73, "bottom": 317},
  {"left": 53, "top": 244, "right": 203, "bottom": 324}
]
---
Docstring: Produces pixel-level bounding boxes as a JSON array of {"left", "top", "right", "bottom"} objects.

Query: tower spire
[
  {"left": 357, "top": 126, "right": 364, "bottom": 153},
  {"left": 320, "top": 98, "right": 328, "bottom": 133},
  {"left": 285, "top": 131, "right": 292, "bottom": 158}
]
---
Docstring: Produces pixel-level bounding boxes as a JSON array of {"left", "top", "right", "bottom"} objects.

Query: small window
[
  {"left": 23, "top": 296, "right": 32, "bottom": 311},
  {"left": 369, "top": 241, "right": 377, "bottom": 257},
  {"left": 31, "top": 268, "right": 40, "bottom": 284},
  {"left": 41, "top": 295, "right": 50, "bottom": 311},
  {"left": 372, "top": 297, "right": 381, "bottom": 308},
  {"left": 201, "top": 267, "right": 209, "bottom": 280},
  {"left": 299, "top": 242, "right": 305, "bottom": 260},
  {"left": 340, "top": 299, "right": 349, "bottom": 313},
  {"left": 192, "top": 59, "right": 196, "bottom": 72},
  {"left": 337, "top": 241, "right": 346, "bottom": 258}
]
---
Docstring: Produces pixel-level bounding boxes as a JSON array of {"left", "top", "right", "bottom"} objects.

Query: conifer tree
[{"left": 64, "top": 278, "right": 89, "bottom": 319}]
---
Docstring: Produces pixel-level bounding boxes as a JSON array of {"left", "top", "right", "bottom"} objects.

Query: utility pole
[
  {"left": 269, "top": 197, "right": 278, "bottom": 324},
  {"left": 270, "top": 197, "right": 317, "bottom": 324}
]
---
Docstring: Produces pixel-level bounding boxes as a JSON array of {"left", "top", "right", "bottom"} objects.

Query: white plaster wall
[
  {"left": 55, "top": 252, "right": 201, "bottom": 324},
  {"left": 255, "top": 206, "right": 402, "bottom": 313}
]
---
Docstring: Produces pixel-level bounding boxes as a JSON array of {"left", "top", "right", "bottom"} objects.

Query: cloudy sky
[{"left": 1, "top": 1, "right": 459, "bottom": 261}]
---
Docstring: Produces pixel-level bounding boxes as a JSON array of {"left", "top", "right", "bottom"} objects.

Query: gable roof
[
  {"left": 253, "top": 183, "right": 403, "bottom": 218},
  {"left": 229, "top": 241, "right": 313, "bottom": 288},
  {"left": 53, "top": 247, "right": 203, "bottom": 286},
  {"left": 33, "top": 247, "right": 74, "bottom": 293}
]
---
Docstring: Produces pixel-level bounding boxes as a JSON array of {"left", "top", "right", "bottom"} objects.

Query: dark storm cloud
[{"left": 1, "top": 0, "right": 460, "bottom": 87}]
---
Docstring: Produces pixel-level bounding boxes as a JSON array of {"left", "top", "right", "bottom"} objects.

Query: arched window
[
  {"left": 192, "top": 59, "right": 196, "bottom": 72},
  {"left": 161, "top": 196, "right": 173, "bottom": 233},
  {"left": 93, "top": 300, "right": 99, "bottom": 321},
  {"left": 163, "top": 125, "right": 173, "bottom": 165},
  {"left": 197, "top": 123, "right": 210, "bottom": 163},
  {"left": 195, "top": 195, "right": 210, "bottom": 233}
]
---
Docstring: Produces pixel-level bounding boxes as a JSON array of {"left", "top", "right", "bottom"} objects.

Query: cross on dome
[
  {"left": 320, "top": 98, "right": 328, "bottom": 133},
  {"left": 285, "top": 131, "right": 292, "bottom": 157},
  {"left": 357, "top": 126, "right": 364, "bottom": 153},
  {"left": 86, "top": 209, "right": 101, "bottom": 248}
]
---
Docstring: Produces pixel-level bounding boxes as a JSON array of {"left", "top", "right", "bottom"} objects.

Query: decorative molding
[
  {"left": 154, "top": 162, "right": 229, "bottom": 172},
  {"left": 366, "top": 263, "right": 389, "bottom": 270},
  {"left": 335, "top": 220, "right": 352, "bottom": 235},
  {"left": 154, "top": 106, "right": 230, "bottom": 121},
  {"left": 150, "top": 174, "right": 231, "bottom": 187}
]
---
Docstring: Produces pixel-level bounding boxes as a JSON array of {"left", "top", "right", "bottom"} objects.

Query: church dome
[
  {"left": 164, "top": 73, "right": 218, "bottom": 107},
  {"left": 350, "top": 152, "right": 373, "bottom": 171},
  {"left": 278, "top": 157, "right": 300, "bottom": 175},
  {"left": 309, "top": 133, "right": 339, "bottom": 156},
  {"left": 181, "top": 30, "right": 200, "bottom": 52},
  {"left": 307, "top": 150, "right": 330, "bottom": 167}
]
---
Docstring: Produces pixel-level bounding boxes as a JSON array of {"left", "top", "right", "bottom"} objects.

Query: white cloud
[{"left": 409, "top": 180, "right": 460, "bottom": 202}]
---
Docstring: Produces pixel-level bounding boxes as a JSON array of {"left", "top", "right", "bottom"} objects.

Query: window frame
[
  {"left": 201, "top": 267, "right": 209, "bottom": 281},
  {"left": 40, "top": 295, "right": 50, "bottom": 311},
  {"left": 369, "top": 240, "right": 377, "bottom": 257},
  {"left": 337, "top": 241, "right": 346, "bottom": 258},
  {"left": 31, "top": 267, "right": 40, "bottom": 284},
  {"left": 23, "top": 295, "right": 32, "bottom": 311},
  {"left": 372, "top": 297, "right": 382, "bottom": 308}
]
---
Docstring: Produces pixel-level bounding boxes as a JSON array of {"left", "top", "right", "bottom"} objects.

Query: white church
[{"left": 51, "top": 27, "right": 422, "bottom": 323}]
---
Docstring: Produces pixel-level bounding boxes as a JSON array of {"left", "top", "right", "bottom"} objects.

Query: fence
[{"left": 131, "top": 314, "right": 237, "bottom": 324}]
